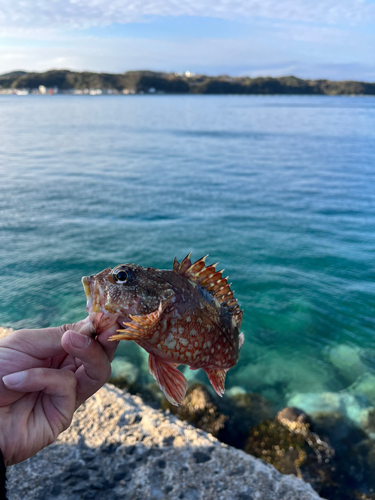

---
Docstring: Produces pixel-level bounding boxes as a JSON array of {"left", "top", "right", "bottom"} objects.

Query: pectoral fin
[
  {"left": 205, "top": 368, "right": 227, "bottom": 397},
  {"left": 148, "top": 354, "right": 187, "bottom": 406},
  {"left": 109, "top": 295, "right": 173, "bottom": 342}
]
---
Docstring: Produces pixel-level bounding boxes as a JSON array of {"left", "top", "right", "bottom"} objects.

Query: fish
[{"left": 82, "top": 253, "right": 244, "bottom": 405}]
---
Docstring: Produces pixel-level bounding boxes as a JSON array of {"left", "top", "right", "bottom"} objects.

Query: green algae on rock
[
  {"left": 161, "top": 383, "right": 227, "bottom": 437},
  {"left": 245, "top": 407, "right": 336, "bottom": 496}
]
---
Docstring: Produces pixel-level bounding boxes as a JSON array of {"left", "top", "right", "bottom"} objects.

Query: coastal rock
[{"left": 7, "top": 384, "right": 323, "bottom": 500}]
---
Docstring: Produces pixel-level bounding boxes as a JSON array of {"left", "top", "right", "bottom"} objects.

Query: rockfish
[{"left": 82, "top": 254, "right": 244, "bottom": 405}]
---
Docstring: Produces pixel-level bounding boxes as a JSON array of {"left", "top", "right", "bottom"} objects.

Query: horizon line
[{"left": 1, "top": 68, "right": 375, "bottom": 84}]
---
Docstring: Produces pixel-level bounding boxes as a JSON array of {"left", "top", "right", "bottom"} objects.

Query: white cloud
[
  {"left": 0, "top": 0, "right": 374, "bottom": 32},
  {"left": 0, "top": 1, "right": 374, "bottom": 80}
]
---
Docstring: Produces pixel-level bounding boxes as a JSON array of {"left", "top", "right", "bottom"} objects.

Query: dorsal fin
[
  {"left": 173, "top": 252, "right": 192, "bottom": 274},
  {"left": 173, "top": 253, "right": 243, "bottom": 324},
  {"left": 173, "top": 256, "right": 179, "bottom": 270}
]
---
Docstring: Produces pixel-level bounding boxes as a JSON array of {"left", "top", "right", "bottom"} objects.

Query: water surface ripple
[{"left": 0, "top": 94, "right": 374, "bottom": 410}]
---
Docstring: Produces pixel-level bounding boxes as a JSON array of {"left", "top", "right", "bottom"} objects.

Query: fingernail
[
  {"left": 70, "top": 331, "right": 91, "bottom": 349},
  {"left": 3, "top": 371, "right": 26, "bottom": 387}
]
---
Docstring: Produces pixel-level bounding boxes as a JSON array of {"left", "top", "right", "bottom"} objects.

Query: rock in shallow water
[
  {"left": 244, "top": 407, "right": 335, "bottom": 496},
  {"left": 287, "top": 392, "right": 369, "bottom": 426},
  {"left": 163, "top": 383, "right": 275, "bottom": 449},
  {"left": 161, "top": 383, "right": 227, "bottom": 437},
  {"left": 347, "top": 373, "right": 375, "bottom": 407},
  {"left": 110, "top": 358, "right": 139, "bottom": 385},
  {"left": 325, "top": 344, "right": 365, "bottom": 383},
  {"left": 7, "top": 384, "right": 322, "bottom": 500}
]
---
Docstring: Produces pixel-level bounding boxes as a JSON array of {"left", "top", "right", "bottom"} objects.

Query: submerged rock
[
  {"left": 277, "top": 407, "right": 312, "bottom": 434},
  {"left": 111, "top": 357, "right": 139, "bottom": 385},
  {"left": 348, "top": 373, "right": 375, "bottom": 407},
  {"left": 358, "top": 407, "right": 375, "bottom": 440},
  {"left": 325, "top": 344, "right": 365, "bottom": 383},
  {"left": 287, "top": 392, "right": 369, "bottom": 426},
  {"left": 216, "top": 391, "right": 275, "bottom": 449},
  {"left": 225, "top": 386, "right": 247, "bottom": 397},
  {"left": 245, "top": 406, "right": 335, "bottom": 496},
  {"left": 162, "top": 383, "right": 275, "bottom": 449}
]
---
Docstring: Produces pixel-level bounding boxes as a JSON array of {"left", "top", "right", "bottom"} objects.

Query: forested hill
[{"left": 1, "top": 69, "right": 375, "bottom": 95}]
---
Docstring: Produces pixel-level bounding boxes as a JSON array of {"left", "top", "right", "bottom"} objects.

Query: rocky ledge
[{"left": 7, "top": 384, "right": 323, "bottom": 500}]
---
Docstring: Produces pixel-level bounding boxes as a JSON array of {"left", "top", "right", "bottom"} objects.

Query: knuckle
[{"left": 56, "top": 324, "right": 74, "bottom": 335}]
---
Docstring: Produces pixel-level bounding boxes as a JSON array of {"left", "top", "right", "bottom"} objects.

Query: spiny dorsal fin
[
  {"left": 173, "top": 252, "right": 192, "bottom": 274},
  {"left": 174, "top": 253, "right": 243, "bottom": 324}
]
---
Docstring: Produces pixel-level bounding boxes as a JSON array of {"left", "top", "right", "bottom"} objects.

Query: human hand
[{"left": 0, "top": 319, "right": 119, "bottom": 466}]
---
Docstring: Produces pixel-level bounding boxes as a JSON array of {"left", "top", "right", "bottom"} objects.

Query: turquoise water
[{"left": 0, "top": 94, "right": 375, "bottom": 412}]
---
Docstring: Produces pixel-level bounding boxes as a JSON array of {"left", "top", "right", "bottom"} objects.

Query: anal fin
[
  {"left": 148, "top": 354, "right": 187, "bottom": 406},
  {"left": 206, "top": 368, "right": 227, "bottom": 397}
]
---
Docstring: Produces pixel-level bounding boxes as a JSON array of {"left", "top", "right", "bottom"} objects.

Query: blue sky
[{"left": 0, "top": 0, "right": 374, "bottom": 80}]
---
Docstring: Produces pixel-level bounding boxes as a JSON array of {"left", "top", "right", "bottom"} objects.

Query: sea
[{"left": 0, "top": 94, "right": 375, "bottom": 419}]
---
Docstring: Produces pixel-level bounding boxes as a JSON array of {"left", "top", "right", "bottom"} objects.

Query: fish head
[{"left": 82, "top": 264, "right": 172, "bottom": 334}]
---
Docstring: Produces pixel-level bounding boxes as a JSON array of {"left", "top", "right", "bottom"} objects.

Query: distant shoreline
[{"left": 1, "top": 69, "right": 375, "bottom": 96}]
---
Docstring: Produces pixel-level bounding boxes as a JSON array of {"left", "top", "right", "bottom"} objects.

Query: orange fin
[
  {"left": 109, "top": 295, "right": 173, "bottom": 342},
  {"left": 148, "top": 354, "right": 187, "bottom": 406},
  {"left": 173, "top": 252, "right": 192, "bottom": 275},
  {"left": 206, "top": 368, "right": 227, "bottom": 397},
  {"left": 174, "top": 253, "right": 243, "bottom": 324}
]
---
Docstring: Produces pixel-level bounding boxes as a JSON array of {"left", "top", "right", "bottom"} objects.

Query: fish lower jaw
[{"left": 88, "top": 310, "right": 120, "bottom": 335}]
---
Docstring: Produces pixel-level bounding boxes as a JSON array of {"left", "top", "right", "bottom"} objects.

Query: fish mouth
[
  {"left": 82, "top": 275, "right": 103, "bottom": 314},
  {"left": 82, "top": 271, "right": 120, "bottom": 334}
]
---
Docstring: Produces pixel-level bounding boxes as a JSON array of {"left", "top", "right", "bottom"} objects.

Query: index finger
[{"left": 0, "top": 320, "right": 88, "bottom": 360}]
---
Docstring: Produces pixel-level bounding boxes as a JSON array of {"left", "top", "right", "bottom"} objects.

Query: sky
[{"left": 0, "top": 0, "right": 374, "bottom": 81}]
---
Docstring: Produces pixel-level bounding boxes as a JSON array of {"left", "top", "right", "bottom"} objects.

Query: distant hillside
[{"left": 1, "top": 69, "right": 375, "bottom": 95}]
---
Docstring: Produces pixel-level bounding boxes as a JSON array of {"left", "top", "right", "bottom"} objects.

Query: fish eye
[{"left": 113, "top": 269, "right": 129, "bottom": 284}]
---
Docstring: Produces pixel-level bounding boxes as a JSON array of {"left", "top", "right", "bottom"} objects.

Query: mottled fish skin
[{"left": 82, "top": 254, "right": 244, "bottom": 406}]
